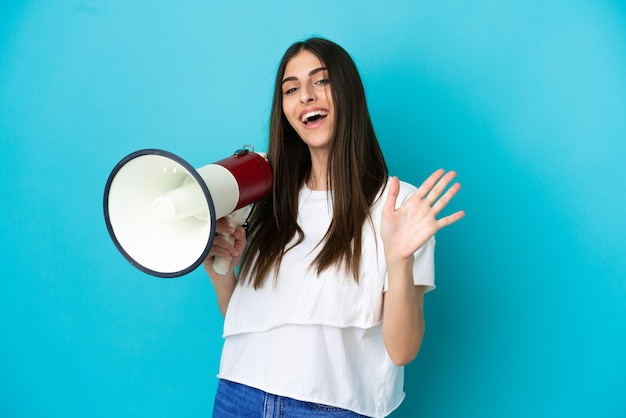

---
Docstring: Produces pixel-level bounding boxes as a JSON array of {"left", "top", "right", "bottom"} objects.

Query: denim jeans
[{"left": 213, "top": 379, "right": 370, "bottom": 418}]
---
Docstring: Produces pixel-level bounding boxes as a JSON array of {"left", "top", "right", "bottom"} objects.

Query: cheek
[{"left": 282, "top": 101, "right": 299, "bottom": 127}]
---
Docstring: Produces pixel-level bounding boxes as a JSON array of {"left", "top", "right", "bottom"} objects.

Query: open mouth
[{"left": 301, "top": 110, "right": 328, "bottom": 125}]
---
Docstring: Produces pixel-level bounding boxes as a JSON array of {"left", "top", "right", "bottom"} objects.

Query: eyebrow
[{"left": 282, "top": 67, "right": 328, "bottom": 85}]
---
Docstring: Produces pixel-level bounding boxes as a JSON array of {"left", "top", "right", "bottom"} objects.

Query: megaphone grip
[
  {"left": 213, "top": 234, "right": 235, "bottom": 275},
  {"left": 212, "top": 205, "right": 252, "bottom": 275}
]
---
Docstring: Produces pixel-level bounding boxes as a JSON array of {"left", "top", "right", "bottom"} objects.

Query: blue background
[{"left": 1, "top": 1, "right": 625, "bottom": 417}]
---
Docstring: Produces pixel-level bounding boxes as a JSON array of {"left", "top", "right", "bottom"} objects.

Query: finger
[
  {"left": 416, "top": 169, "right": 446, "bottom": 200},
  {"left": 424, "top": 170, "right": 457, "bottom": 205},
  {"left": 211, "top": 235, "right": 240, "bottom": 258},
  {"left": 383, "top": 176, "right": 400, "bottom": 213},
  {"left": 232, "top": 226, "right": 247, "bottom": 252},
  {"left": 436, "top": 209, "right": 466, "bottom": 229},
  {"left": 214, "top": 217, "right": 235, "bottom": 234},
  {"left": 430, "top": 181, "right": 461, "bottom": 214},
  {"left": 229, "top": 226, "right": 244, "bottom": 241},
  {"left": 206, "top": 245, "right": 234, "bottom": 261}
]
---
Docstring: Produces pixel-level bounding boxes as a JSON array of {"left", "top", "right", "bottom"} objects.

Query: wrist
[
  {"left": 385, "top": 252, "right": 413, "bottom": 272},
  {"left": 385, "top": 256, "right": 414, "bottom": 290}
]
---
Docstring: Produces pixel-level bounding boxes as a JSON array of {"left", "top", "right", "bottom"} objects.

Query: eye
[
  {"left": 283, "top": 86, "right": 298, "bottom": 95},
  {"left": 314, "top": 78, "right": 329, "bottom": 86}
]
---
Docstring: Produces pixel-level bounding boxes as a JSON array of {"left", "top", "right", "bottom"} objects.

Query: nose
[{"left": 300, "top": 85, "right": 314, "bottom": 103}]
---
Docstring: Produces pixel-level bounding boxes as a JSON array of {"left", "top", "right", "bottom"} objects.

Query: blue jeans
[{"left": 213, "top": 379, "right": 370, "bottom": 418}]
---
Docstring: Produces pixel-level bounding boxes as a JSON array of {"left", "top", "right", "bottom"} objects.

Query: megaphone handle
[
  {"left": 213, "top": 236, "right": 235, "bottom": 275},
  {"left": 212, "top": 206, "right": 252, "bottom": 275}
]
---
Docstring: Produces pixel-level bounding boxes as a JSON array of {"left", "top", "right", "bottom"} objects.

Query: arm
[
  {"left": 380, "top": 171, "right": 464, "bottom": 366},
  {"left": 203, "top": 218, "right": 247, "bottom": 317},
  {"left": 382, "top": 260, "right": 426, "bottom": 366}
]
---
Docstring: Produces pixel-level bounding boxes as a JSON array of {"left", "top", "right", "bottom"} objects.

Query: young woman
[{"left": 204, "top": 37, "right": 464, "bottom": 418}]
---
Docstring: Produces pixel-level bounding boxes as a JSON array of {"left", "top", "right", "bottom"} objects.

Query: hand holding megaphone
[
  {"left": 104, "top": 146, "right": 272, "bottom": 278},
  {"left": 211, "top": 205, "right": 251, "bottom": 275}
]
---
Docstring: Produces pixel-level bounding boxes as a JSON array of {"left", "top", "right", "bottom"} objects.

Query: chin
[{"left": 301, "top": 135, "right": 331, "bottom": 149}]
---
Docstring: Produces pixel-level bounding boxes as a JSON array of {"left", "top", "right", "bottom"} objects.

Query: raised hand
[{"left": 381, "top": 169, "right": 465, "bottom": 263}]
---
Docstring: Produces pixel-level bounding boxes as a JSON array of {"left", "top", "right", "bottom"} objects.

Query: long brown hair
[{"left": 239, "top": 37, "right": 388, "bottom": 288}]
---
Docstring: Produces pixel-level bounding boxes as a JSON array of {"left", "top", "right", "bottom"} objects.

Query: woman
[{"left": 204, "top": 37, "right": 464, "bottom": 417}]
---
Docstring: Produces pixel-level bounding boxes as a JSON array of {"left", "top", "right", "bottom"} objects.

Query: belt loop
[{"left": 264, "top": 393, "right": 283, "bottom": 418}]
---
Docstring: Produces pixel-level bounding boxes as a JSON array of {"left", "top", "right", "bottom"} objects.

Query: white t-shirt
[{"left": 218, "top": 179, "right": 435, "bottom": 417}]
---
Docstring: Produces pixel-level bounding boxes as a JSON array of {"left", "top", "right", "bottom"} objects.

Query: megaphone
[{"left": 103, "top": 146, "right": 272, "bottom": 278}]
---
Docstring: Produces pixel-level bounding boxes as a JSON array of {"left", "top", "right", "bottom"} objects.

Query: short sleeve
[{"left": 383, "top": 236, "right": 436, "bottom": 292}]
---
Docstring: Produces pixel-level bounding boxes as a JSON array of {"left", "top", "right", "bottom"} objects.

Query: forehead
[{"left": 283, "top": 50, "right": 325, "bottom": 79}]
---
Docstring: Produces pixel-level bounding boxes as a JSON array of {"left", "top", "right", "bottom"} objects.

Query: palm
[{"left": 381, "top": 170, "right": 465, "bottom": 261}]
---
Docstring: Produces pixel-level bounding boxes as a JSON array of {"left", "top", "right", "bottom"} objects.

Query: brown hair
[{"left": 239, "top": 37, "right": 388, "bottom": 288}]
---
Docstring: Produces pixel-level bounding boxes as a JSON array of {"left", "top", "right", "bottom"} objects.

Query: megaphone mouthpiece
[{"left": 152, "top": 181, "right": 208, "bottom": 223}]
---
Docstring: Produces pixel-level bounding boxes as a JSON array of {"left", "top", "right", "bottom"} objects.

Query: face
[{"left": 281, "top": 50, "right": 335, "bottom": 154}]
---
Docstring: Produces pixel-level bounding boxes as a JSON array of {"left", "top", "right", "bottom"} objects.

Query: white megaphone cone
[{"left": 103, "top": 146, "right": 272, "bottom": 278}]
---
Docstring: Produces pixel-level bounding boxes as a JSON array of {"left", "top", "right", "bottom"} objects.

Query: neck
[
  {"left": 307, "top": 174, "right": 326, "bottom": 191},
  {"left": 307, "top": 149, "right": 328, "bottom": 190}
]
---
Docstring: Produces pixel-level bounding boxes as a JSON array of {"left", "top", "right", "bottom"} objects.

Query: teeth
[{"left": 301, "top": 110, "right": 328, "bottom": 123}]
